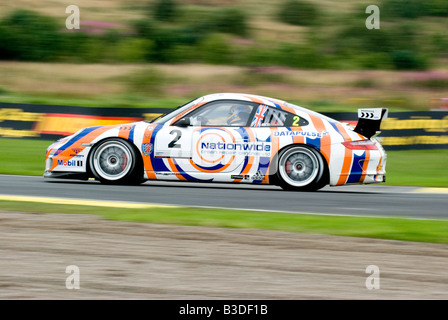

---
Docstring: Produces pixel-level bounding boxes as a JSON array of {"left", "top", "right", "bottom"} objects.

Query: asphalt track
[{"left": 0, "top": 174, "right": 447, "bottom": 219}]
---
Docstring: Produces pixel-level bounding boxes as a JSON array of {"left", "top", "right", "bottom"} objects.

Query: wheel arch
[
  {"left": 87, "top": 136, "right": 144, "bottom": 181},
  {"left": 268, "top": 142, "right": 330, "bottom": 188}
]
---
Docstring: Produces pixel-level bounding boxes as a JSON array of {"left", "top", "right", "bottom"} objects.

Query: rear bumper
[{"left": 362, "top": 173, "right": 386, "bottom": 184}]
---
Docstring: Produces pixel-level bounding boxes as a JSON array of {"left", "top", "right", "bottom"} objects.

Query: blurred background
[{"left": 0, "top": 0, "right": 447, "bottom": 111}]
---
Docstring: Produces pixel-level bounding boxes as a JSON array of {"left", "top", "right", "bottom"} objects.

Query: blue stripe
[
  {"left": 235, "top": 127, "right": 249, "bottom": 142},
  {"left": 150, "top": 125, "right": 170, "bottom": 172},
  {"left": 346, "top": 152, "right": 366, "bottom": 184},
  {"left": 330, "top": 122, "right": 345, "bottom": 141},
  {"left": 306, "top": 136, "right": 321, "bottom": 151},
  {"left": 193, "top": 162, "right": 226, "bottom": 171},
  {"left": 267, "top": 100, "right": 282, "bottom": 109},
  {"left": 59, "top": 126, "right": 102, "bottom": 151},
  {"left": 128, "top": 125, "right": 135, "bottom": 143},
  {"left": 252, "top": 156, "right": 270, "bottom": 184},
  {"left": 173, "top": 159, "right": 213, "bottom": 182},
  {"left": 240, "top": 155, "right": 249, "bottom": 175}
]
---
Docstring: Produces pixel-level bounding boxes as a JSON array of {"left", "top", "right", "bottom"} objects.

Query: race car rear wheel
[
  {"left": 89, "top": 138, "right": 142, "bottom": 184},
  {"left": 277, "top": 145, "right": 326, "bottom": 191}
]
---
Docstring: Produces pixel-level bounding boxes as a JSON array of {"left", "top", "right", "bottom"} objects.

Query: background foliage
[{"left": 0, "top": 0, "right": 446, "bottom": 70}]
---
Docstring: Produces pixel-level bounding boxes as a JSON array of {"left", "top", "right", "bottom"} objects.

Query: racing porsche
[{"left": 44, "top": 93, "right": 388, "bottom": 191}]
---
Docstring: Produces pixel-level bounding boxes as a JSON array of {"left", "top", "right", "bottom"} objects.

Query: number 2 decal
[
  {"left": 292, "top": 116, "right": 300, "bottom": 127},
  {"left": 168, "top": 130, "right": 182, "bottom": 148}
]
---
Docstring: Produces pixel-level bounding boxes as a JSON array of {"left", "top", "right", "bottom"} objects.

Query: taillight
[{"left": 342, "top": 139, "right": 378, "bottom": 150}]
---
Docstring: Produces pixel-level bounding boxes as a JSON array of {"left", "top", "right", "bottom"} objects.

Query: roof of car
[{"left": 203, "top": 93, "right": 337, "bottom": 123}]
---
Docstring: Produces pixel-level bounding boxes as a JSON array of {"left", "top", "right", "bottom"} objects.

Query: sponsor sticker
[
  {"left": 273, "top": 131, "right": 329, "bottom": 138},
  {"left": 57, "top": 160, "right": 83, "bottom": 167},
  {"left": 251, "top": 170, "right": 265, "bottom": 181}
]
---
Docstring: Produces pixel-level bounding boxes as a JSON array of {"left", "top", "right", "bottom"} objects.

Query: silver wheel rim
[
  {"left": 93, "top": 141, "right": 133, "bottom": 181},
  {"left": 279, "top": 147, "right": 320, "bottom": 187}
]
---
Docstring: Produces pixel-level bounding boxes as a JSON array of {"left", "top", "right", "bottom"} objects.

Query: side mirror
[{"left": 175, "top": 117, "right": 190, "bottom": 127}]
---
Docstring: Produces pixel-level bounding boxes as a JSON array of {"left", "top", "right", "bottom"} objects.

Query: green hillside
[{"left": 0, "top": 0, "right": 447, "bottom": 110}]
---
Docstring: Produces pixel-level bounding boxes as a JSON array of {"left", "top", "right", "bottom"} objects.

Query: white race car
[{"left": 45, "top": 93, "right": 388, "bottom": 191}]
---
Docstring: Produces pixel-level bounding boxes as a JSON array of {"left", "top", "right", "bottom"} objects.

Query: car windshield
[{"left": 149, "top": 97, "right": 204, "bottom": 125}]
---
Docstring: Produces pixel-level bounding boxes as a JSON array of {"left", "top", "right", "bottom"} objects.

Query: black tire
[
  {"left": 276, "top": 145, "right": 327, "bottom": 191},
  {"left": 89, "top": 138, "right": 143, "bottom": 185}
]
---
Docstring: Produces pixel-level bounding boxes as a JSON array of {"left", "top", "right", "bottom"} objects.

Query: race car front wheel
[
  {"left": 89, "top": 138, "right": 143, "bottom": 184},
  {"left": 277, "top": 145, "right": 326, "bottom": 191}
]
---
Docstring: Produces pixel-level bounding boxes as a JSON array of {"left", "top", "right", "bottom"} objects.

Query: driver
[{"left": 227, "top": 105, "right": 251, "bottom": 126}]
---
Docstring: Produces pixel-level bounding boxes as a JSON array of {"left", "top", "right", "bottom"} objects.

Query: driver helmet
[{"left": 227, "top": 105, "right": 251, "bottom": 125}]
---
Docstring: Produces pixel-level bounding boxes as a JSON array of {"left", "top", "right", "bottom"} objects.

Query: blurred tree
[
  {"left": 151, "top": 0, "right": 180, "bottom": 22},
  {"left": 383, "top": 0, "right": 448, "bottom": 18},
  {"left": 0, "top": 10, "right": 63, "bottom": 61},
  {"left": 133, "top": 18, "right": 157, "bottom": 39},
  {"left": 113, "top": 38, "right": 154, "bottom": 63},
  {"left": 198, "top": 34, "right": 233, "bottom": 64},
  {"left": 425, "top": 0, "right": 448, "bottom": 16},
  {"left": 391, "top": 50, "right": 428, "bottom": 70},
  {"left": 382, "top": 0, "right": 427, "bottom": 19},
  {"left": 213, "top": 7, "right": 249, "bottom": 37},
  {"left": 127, "top": 67, "right": 167, "bottom": 96},
  {"left": 277, "top": 0, "right": 319, "bottom": 26}
]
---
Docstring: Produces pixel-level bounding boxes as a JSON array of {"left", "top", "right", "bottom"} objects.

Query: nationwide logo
[
  {"left": 201, "top": 142, "right": 271, "bottom": 152},
  {"left": 142, "top": 143, "right": 153, "bottom": 156},
  {"left": 57, "top": 160, "right": 83, "bottom": 166}
]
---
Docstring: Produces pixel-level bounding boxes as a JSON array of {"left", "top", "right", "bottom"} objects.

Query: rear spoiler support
[{"left": 353, "top": 108, "right": 388, "bottom": 139}]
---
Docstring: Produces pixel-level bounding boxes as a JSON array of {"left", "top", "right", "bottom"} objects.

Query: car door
[
  {"left": 153, "top": 126, "right": 193, "bottom": 159},
  {"left": 173, "top": 100, "right": 260, "bottom": 174}
]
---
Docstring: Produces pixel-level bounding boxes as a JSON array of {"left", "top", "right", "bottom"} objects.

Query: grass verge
[
  {"left": 0, "top": 199, "right": 447, "bottom": 244},
  {"left": 384, "top": 149, "right": 448, "bottom": 187},
  {"left": 0, "top": 138, "right": 446, "bottom": 187}
]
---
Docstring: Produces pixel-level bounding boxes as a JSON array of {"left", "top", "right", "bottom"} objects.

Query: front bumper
[{"left": 44, "top": 170, "right": 89, "bottom": 180}]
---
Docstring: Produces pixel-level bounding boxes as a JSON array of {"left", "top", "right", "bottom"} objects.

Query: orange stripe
[
  {"left": 278, "top": 103, "right": 296, "bottom": 115},
  {"left": 356, "top": 132, "right": 365, "bottom": 140},
  {"left": 376, "top": 154, "right": 384, "bottom": 173},
  {"left": 167, "top": 158, "right": 187, "bottom": 181},
  {"left": 335, "top": 122, "right": 352, "bottom": 142},
  {"left": 360, "top": 150, "right": 371, "bottom": 182},
  {"left": 291, "top": 127, "right": 305, "bottom": 144},
  {"left": 189, "top": 157, "right": 235, "bottom": 173},
  {"left": 243, "top": 95, "right": 264, "bottom": 105},
  {"left": 308, "top": 115, "right": 331, "bottom": 163},
  {"left": 171, "top": 101, "right": 207, "bottom": 124},
  {"left": 336, "top": 147, "right": 353, "bottom": 186},
  {"left": 245, "top": 95, "right": 298, "bottom": 115},
  {"left": 142, "top": 126, "right": 156, "bottom": 180},
  {"left": 118, "top": 124, "right": 135, "bottom": 140},
  {"left": 50, "top": 126, "right": 113, "bottom": 171},
  {"left": 260, "top": 96, "right": 294, "bottom": 114}
]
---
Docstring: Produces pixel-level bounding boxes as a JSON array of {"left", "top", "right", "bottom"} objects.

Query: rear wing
[{"left": 353, "top": 108, "right": 388, "bottom": 139}]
